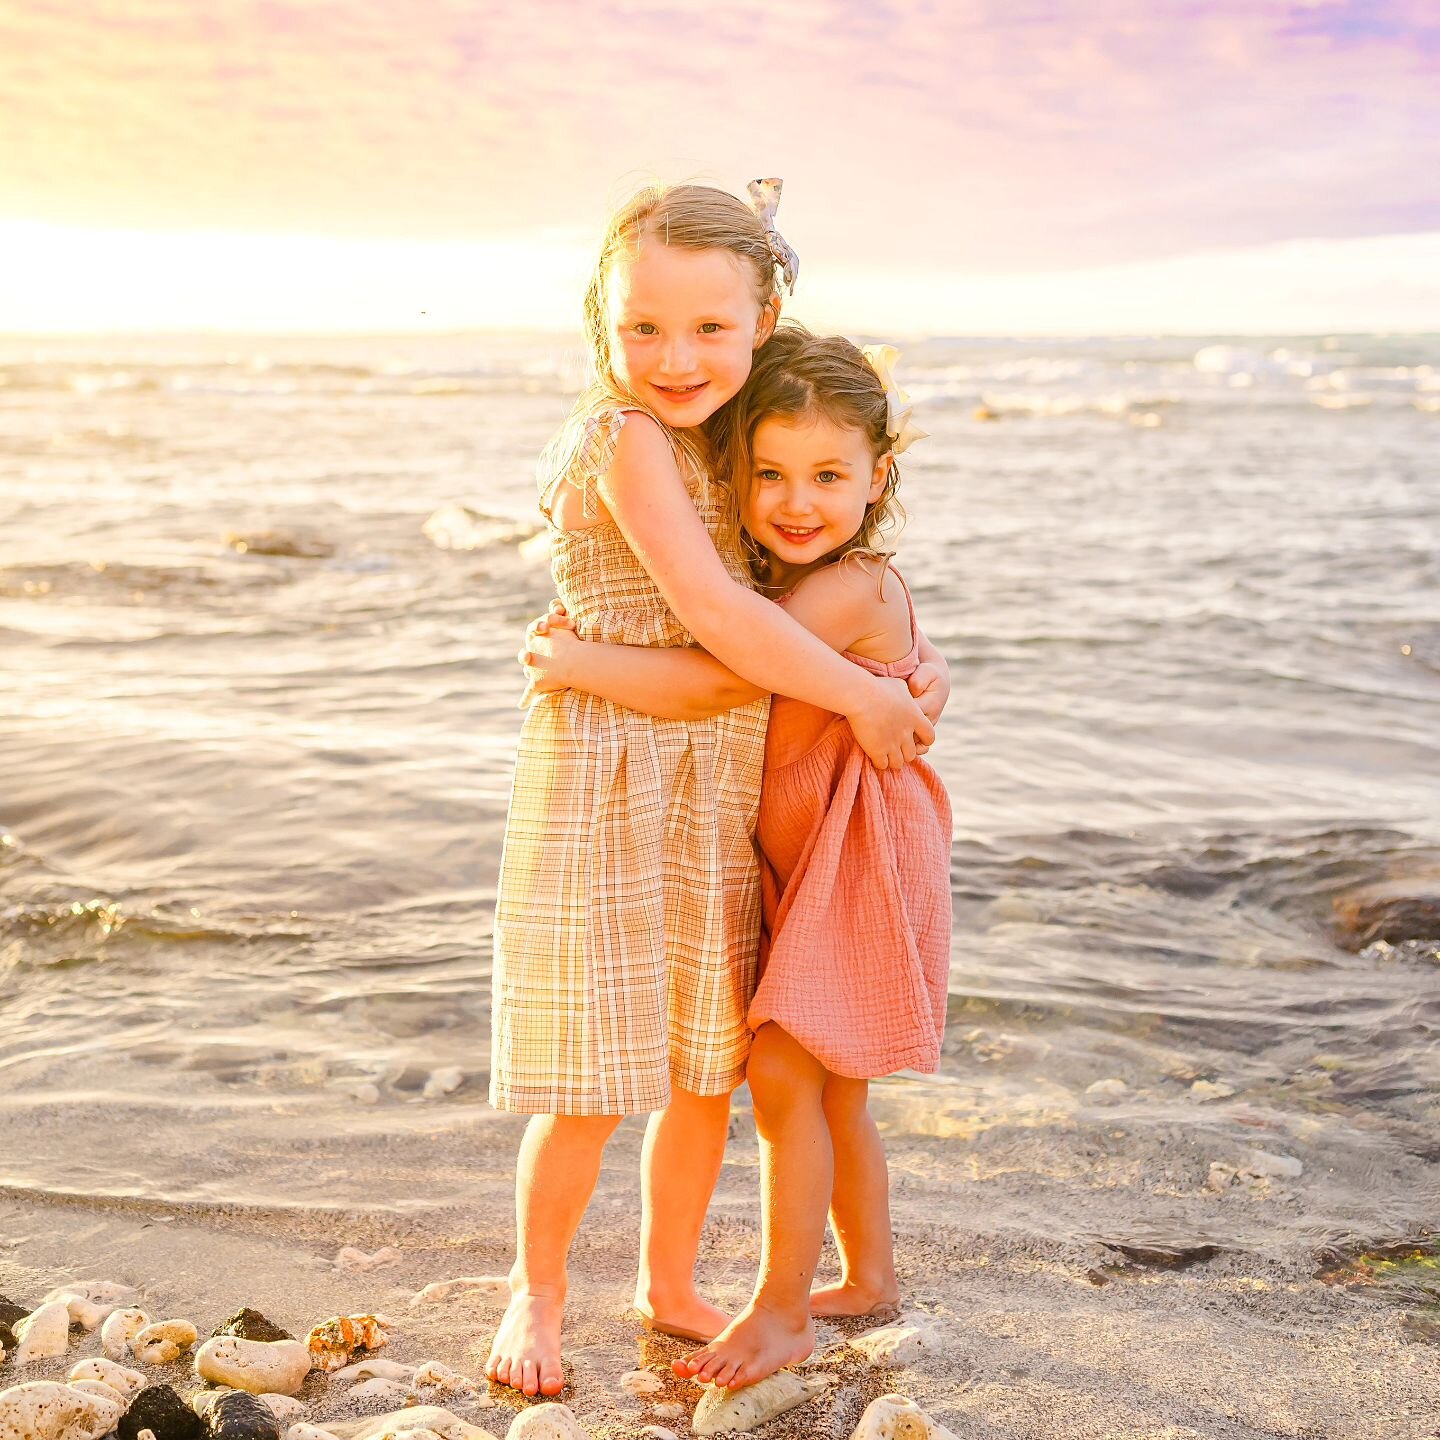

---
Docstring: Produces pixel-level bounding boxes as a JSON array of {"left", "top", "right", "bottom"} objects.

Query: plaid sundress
[{"left": 489, "top": 400, "right": 770, "bottom": 1115}]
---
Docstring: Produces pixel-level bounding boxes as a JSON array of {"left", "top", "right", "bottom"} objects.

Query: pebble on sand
[
  {"left": 850, "top": 1319, "right": 945, "bottom": 1367},
  {"left": 331, "top": 1251, "right": 400, "bottom": 1276},
  {"left": 195, "top": 1338, "right": 312, "bottom": 1398},
  {"left": 304, "top": 1317, "right": 391, "bottom": 1373},
  {"left": 0, "top": 1380, "right": 124, "bottom": 1440},
  {"left": 204, "top": 1391, "right": 280, "bottom": 1440},
  {"left": 14, "top": 1306, "right": 72, "bottom": 1367},
  {"left": 66, "top": 1361, "right": 145, "bottom": 1404},
  {"left": 848, "top": 1393, "right": 960, "bottom": 1440},
  {"left": 617, "top": 1370, "right": 664, "bottom": 1398},
  {"left": 329, "top": 1362, "right": 411, "bottom": 1385},
  {"left": 407, "top": 1281, "right": 506, "bottom": 1310},
  {"left": 692, "top": 1373, "right": 831, "bottom": 1436},
  {"left": 132, "top": 1323, "right": 199, "bottom": 1367},
  {"left": 101, "top": 1312, "right": 152, "bottom": 1363},
  {"left": 326, "top": 1404, "right": 498, "bottom": 1440},
  {"left": 121, "top": 1383, "right": 205, "bottom": 1440},
  {"left": 504, "top": 1405, "right": 589, "bottom": 1440}
]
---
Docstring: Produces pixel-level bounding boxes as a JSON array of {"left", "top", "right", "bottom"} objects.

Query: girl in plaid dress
[
  {"left": 485, "top": 186, "right": 937, "bottom": 1398},
  {"left": 521, "top": 326, "right": 953, "bottom": 1391}
]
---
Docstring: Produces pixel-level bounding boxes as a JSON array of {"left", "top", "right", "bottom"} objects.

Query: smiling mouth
[
  {"left": 653, "top": 381, "right": 709, "bottom": 398},
  {"left": 773, "top": 525, "right": 823, "bottom": 542}
]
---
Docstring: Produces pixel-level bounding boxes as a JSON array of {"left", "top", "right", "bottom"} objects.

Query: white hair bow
[
  {"left": 747, "top": 177, "right": 799, "bottom": 294},
  {"left": 861, "top": 344, "right": 928, "bottom": 455}
]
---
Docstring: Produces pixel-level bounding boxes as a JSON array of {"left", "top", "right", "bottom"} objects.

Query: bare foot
[
  {"left": 633, "top": 1286, "right": 732, "bottom": 1343},
  {"left": 484, "top": 1288, "right": 565, "bottom": 1397},
  {"left": 672, "top": 1303, "right": 814, "bottom": 1389},
  {"left": 809, "top": 1281, "right": 901, "bottom": 1322}
]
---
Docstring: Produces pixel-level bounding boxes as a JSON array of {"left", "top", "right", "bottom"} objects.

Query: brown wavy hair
[{"left": 710, "top": 323, "right": 906, "bottom": 582}]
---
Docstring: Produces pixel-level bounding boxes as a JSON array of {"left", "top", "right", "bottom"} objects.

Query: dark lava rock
[
  {"left": 120, "top": 1385, "right": 205, "bottom": 1440},
  {"left": 1104, "top": 1241, "right": 1222, "bottom": 1270},
  {"left": 1332, "top": 880, "right": 1440, "bottom": 951},
  {"left": 205, "top": 1391, "right": 280, "bottom": 1440},
  {"left": 0, "top": 1319, "right": 16, "bottom": 1352},
  {"left": 0, "top": 1296, "right": 32, "bottom": 1328},
  {"left": 210, "top": 1308, "right": 293, "bottom": 1343}
]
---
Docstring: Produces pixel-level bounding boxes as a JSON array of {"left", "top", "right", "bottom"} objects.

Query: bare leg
[
  {"left": 674, "top": 1025, "right": 824, "bottom": 1388},
  {"left": 635, "top": 1085, "right": 734, "bottom": 1340},
  {"left": 811, "top": 1075, "right": 901, "bottom": 1317},
  {"left": 485, "top": 1111, "right": 622, "bottom": 1396}
]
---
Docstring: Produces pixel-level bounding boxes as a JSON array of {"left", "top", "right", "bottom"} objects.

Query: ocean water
[{"left": 1, "top": 331, "right": 1437, "bottom": 1271}]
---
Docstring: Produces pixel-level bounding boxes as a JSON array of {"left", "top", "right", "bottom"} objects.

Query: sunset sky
[{"left": 2, "top": 0, "right": 1437, "bottom": 334}]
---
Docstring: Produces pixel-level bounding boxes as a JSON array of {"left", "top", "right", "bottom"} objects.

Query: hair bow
[
  {"left": 747, "top": 177, "right": 799, "bottom": 295},
  {"left": 860, "top": 344, "right": 928, "bottom": 455}
]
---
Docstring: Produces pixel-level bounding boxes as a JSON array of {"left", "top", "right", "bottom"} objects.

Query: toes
[
  {"left": 521, "top": 1358, "right": 540, "bottom": 1396},
  {"left": 540, "top": 1362, "right": 564, "bottom": 1397},
  {"left": 715, "top": 1355, "right": 742, "bottom": 1388}
]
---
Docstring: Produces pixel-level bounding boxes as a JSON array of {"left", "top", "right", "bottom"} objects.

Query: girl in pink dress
[{"left": 521, "top": 325, "right": 953, "bottom": 1390}]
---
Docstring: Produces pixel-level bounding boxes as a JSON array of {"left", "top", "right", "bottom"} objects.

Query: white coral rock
[
  {"left": 848, "top": 1394, "right": 960, "bottom": 1439},
  {"left": 195, "top": 1336, "right": 313, "bottom": 1397},
  {"left": 61, "top": 1382, "right": 127, "bottom": 1408},
  {"left": 505, "top": 1406, "right": 590, "bottom": 1440},
  {"left": 850, "top": 1319, "right": 944, "bottom": 1367},
  {"left": 287, "top": 1428, "right": 344, "bottom": 1440},
  {"left": 347, "top": 1381, "right": 410, "bottom": 1404},
  {"left": 407, "top": 1279, "right": 506, "bottom": 1308},
  {"left": 329, "top": 1407, "right": 500, "bottom": 1440},
  {"left": 100, "top": 1308, "right": 150, "bottom": 1361},
  {"left": 0, "top": 1381, "right": 124, "bottom": 1440},
  {"left": 332, "top": 1359, "right": 413, "bottom": 1384},
  {"left": 132, "top": 1320, "right": 199, "bottom": 1366},
  {"left": 260, "top": 1396, "right": 307, "bottom": 1425},
  {"left": 693, "top": 1374, "right": 831, "bottom": 1435},
  {"left": 618, "top": 1369, "right": 664, "bottom": 1398},
  {"left": 14, "top": 1304, "right": 72, "bottom": 1366},
  {"left": 66, "top": 1359, "right": 146, "bottom": 1402},
  {"left": 409, "top": 1364, "right": 476, "bottom": 1398}
]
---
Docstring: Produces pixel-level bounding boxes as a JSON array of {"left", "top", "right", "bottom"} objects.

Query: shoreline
[{"left": 4, "top": 1095, "right": 1438, "bottom": 1440}]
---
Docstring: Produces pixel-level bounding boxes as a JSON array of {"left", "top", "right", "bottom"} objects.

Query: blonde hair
[
  {"left": 543, "top": 182, "right": 783, "bottom": 502},
  {"left": 711, "top": 323, "right": 907, "bottom": 582}
]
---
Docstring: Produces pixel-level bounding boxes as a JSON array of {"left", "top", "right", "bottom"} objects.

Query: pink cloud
[{"left": 0, "top": 0, "right": 1434, "bottom": 272}]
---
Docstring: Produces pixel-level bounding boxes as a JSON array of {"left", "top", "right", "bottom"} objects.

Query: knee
[
  {"left": 820, "top": 1076, "right": 870, "bottom": 1128},
  {"left": 537, "top": 1111, "right": 624, "bottom": 1151}
]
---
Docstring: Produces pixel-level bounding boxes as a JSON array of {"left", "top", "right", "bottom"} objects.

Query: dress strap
[{"left": 538, "top": 408, "right": 632, "bottom": 523}]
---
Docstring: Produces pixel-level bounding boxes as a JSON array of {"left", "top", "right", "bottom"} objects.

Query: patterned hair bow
[
  {"left": 747, "top": 177, "right": 799, "bottom": 295},
  {"left": 861, "top": 344, "right": 929, "bottom": 455}
]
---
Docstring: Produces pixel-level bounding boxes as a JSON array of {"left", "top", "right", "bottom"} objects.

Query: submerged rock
[
  {"left": 692, "top": 1373, "right": 831, "bottom": 1435},
  {"left": 1332, "top": 879, "right": 1440, "bottom": 951},
  {"left": 0, "top": 1381, "right": 124, "bottom": 1440},
  {"left": 211, "top": 1314, "right": 293, "bottom": 1346},
  {"left": 194, "top": 1338, "right": 311, "bottom": 1398},
  {"left": 119, "top": 1384, "right": 204, "bottom": 1440}
]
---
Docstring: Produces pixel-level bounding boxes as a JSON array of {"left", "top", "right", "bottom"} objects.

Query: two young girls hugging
[{"left": 485, "top": 178, "right": 952, "bottom": 1399}]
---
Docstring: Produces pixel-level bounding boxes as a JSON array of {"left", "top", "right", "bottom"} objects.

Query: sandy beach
[{"left": 4, "top": 1070, "right": 1439, "bottom": 1439}]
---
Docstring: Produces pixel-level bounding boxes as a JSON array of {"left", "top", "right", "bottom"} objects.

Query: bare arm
[
  {"left": 595, "top": 414, "right": 932, "bottom": 767},
  {"left": 526, "top": 620, "right": 762, "bottom": 721}
]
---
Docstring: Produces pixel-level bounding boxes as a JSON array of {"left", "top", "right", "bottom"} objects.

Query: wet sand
[{"left": 4, "top": 1084, "right": 1438, "bottom": 1440}]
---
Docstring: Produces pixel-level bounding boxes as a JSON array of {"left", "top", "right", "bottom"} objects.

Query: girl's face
[
  {"left": 742, "top": 412, "right": 890, "bottom": 572},
  {"left": 607, "top": 239, "right": 777, "bottom": 428}
]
